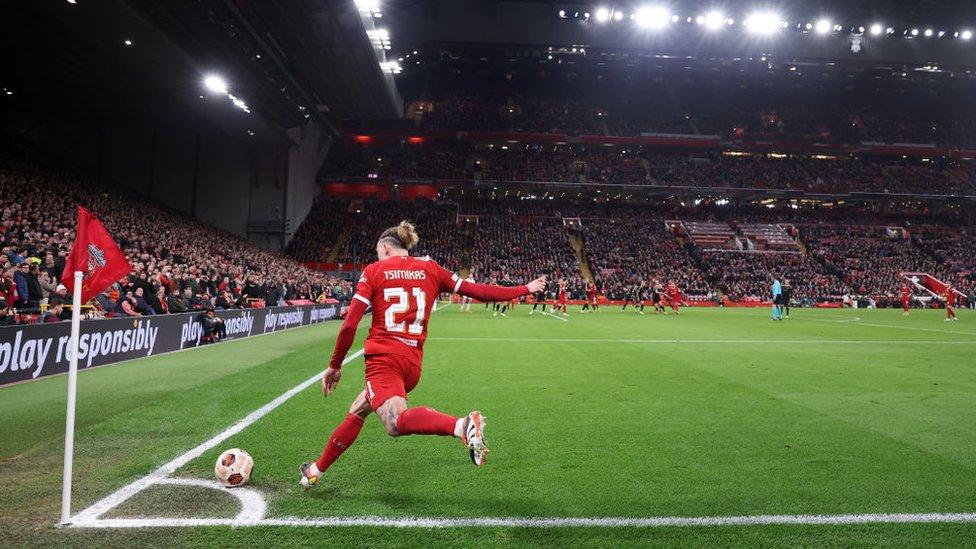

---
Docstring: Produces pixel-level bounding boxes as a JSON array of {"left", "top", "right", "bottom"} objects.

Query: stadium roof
[
  {"left": 1, "top": 0, "right": 400, "bottom": 143},
  {"left": 384, "top": 0, "right": 976, "bottom": 70}
]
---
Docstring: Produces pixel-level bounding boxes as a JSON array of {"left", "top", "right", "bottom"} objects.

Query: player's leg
[
  {"left": 377, "top": 397, "right": 488, "bottom": 466},
  {"left": 300, "top": 390, "right": 371, "bottom": 488}
]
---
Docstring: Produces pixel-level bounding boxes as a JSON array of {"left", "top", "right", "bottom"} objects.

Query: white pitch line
[
  {"left": 153, "top": 478, "right": 267, "bottom": 522},
  {"left": 542, "top": 311, "right": 569, "bottom": 322},
  {"left": 69, "top": 348, "right": 366, "bottom": 526},
  {"left": 798, "top": 317, "right": 976, "bottom": 336},
  {"left": 433, "top": 337, "right": 976, "bottom": 344},
  {"left": 73, "top": 511, "right": 976, "bottom": 529}
]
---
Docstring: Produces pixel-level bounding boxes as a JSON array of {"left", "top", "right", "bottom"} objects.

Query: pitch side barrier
[{"left": 0, "top": 304, "right": 340, "bottom": 387}]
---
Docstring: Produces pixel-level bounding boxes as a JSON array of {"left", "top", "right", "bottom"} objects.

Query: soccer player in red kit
[
  {"left": 581, "top": 280, "right": 599, "bottom": 313},
  {"left": 901, "top": 284, "right": 911, "bottom": 315},
  {"left": 556, "top": 278, "right": 569, "bottom": 316},
  {"left": 299, "top": 222, "right": 546, "bottom": 488},
  {"left": 945, "top": 283, "right": 958, "bottom": 322},
  {"left": 666, "top": 280, "right": 683, "bottom": 315}
]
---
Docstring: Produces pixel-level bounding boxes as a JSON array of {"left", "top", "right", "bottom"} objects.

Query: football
[{"left": 214, "top": 448, "right": 254, "bottom": 487}]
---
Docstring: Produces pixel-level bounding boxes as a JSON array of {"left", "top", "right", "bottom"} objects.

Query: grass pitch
[{"left": 2, "top": 305, "right": 976, "bottom": 547}]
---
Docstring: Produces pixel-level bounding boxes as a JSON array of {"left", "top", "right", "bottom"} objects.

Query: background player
[
  {"left": 494, "top": 274, "right": 516, "bottom": 317},
  {"left": 458, "top": 270, "right": 475, "bottom": 312},
  {"left": 622, "top": 281, "right": 645, "bottom": 313},
  {"left": 556, "top": 277, "right": 569, "bottom": 316},
  {"left": 651, "top": 280, "right": 666, "bottom": 314},
  {"left": 945, "top": 283, "right": 958, "bottom": 322},
  {"left": 300, "top": 221, "right": 546, "bottom": 488},
  {"left": 780, "top": 278, "right": 792, "bottom": 319},
  {"left": 901, "top": 283, "right": 911, "bottom": 315},
  {"left": 529, "top": 276, "right": 552, "bottom": 315},
  {"left": 581, "top": 280, "right": 599, "bottom": 313},
  {"left": 666, "top": 280, "right": 682, "bottom": 315}
]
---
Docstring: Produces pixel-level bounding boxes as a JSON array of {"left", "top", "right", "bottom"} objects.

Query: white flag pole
[{"left": 60, "top": 270, "right": 84, "bottom": 525}]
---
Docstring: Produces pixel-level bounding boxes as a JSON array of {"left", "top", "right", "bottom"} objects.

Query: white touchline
[
  {"left": 74, "top": 511, "right": 976, "bottom": 529},
  {"left": 433, "top": 337, "right": 976, "bottom": 344},
  {"left": 69, "top": 348, "right": 365, "bottom": 526}
]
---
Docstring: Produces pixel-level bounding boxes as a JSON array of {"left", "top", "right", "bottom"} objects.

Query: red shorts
[
  {"left": 558, "top": 292, "right": 568, "bottom": 305},
  {"left": 587, "top": 293, "right": 597, "bottom": 303},
  {"left": 364, "top": 353, "right": 422, "bottom": 410}
]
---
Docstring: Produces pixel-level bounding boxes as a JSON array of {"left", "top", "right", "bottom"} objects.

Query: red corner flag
[{"left": 61, "top": 206, "right": 132, "bottom": 303}]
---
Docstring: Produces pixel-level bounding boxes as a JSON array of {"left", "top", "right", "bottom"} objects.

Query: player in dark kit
[
  {"left": 529, "top": 278, "right": 554, "bottom": 315},
  {"left": 497, "top": 275, "right": 517, "bottom": 316},
  {"left": 622, "top": 282, "right": 645, "bottom": 312},
  {"left": 299, "top": 221, "right": 546, "bottom": 488},
  {"left": 651, "top": 281, "right": 666, "bottom": 314},
  {"left": 781, "top": 279, "right": 793, "bottom": 318}
]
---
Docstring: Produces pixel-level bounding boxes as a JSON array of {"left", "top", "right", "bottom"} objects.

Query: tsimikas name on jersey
[{"left": 383, "top": 269, "right": 428, "bottom": 281}]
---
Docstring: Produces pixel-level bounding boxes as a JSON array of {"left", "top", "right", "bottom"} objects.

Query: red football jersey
[
  {"left": 354, "top": 256, "right": 459, "bottom": 358},
  {"left": 947, "top": 291, "right": 956, "bottom": 306},
  {"left": 901, "top": 287, "right": 910, "bottom": 301}
]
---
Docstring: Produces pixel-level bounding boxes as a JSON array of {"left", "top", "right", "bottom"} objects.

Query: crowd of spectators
[
  {"left": 802, "top": 225, "right": 974, "bottom": 299},
  {"left": 699, "top": 251, "right": 848, "bottom": 301},
  {"left": 322, "top": 142, "right": 975, "bottom": 196},
  {"left": 396, "top": 66, "right": 976, "bottom": 147},
  {"left": 287, "top": 195, "right": 975, "bottom": 303},
  {"left": 470, "top": 216, "right": 582, "bottom": 292},
  {"left": 0, "top": 152, "right": 337, "bottom": 325},
  {"left": 584, "top": 218, "right": 710, "bottom": 299}
]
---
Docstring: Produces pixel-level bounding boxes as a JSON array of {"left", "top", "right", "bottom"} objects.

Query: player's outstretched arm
[
  {"left": 457, "top": 275, "right": 546, "bottom": 301},
  {"left": 323, "top": 297, "right": 367, "bottom": 396}
]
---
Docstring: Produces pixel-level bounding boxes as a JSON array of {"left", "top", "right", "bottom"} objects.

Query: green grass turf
[{"left": 2, "top": 305, "right": 975, "bottom": 547}]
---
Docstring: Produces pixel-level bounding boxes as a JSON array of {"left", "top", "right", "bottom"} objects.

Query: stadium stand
[{"left": 0, "top": 149, "right": 347, "bottom": 323}]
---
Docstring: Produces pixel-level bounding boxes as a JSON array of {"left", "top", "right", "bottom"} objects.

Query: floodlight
[
  {"left": 595, "top": 7, "right": 610, "bottom": 22},
  {"left": 203, "top": 74, "right": 228, "bottom": 94},
  {"left": 744, "top": 12, "right": 782, "bottom": 35},
  {"left": 634, "top": 6, "right": 671, "bottom": 29},
  {"left": 869, "top": 24, "right": 882, "bottom": 36},
  {"left": 704, "top": 11, "right": 724, "bottom": 30},
  {"left": 814, "top": 19, "right": 831, "bottom": 34}
]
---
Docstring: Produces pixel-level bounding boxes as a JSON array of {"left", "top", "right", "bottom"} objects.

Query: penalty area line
[
  {"left": 68, "top": 348, "right": 366, "bottom": 526},
  {"left": 73, "top": 511, "right": 976, "bottom": 529}
]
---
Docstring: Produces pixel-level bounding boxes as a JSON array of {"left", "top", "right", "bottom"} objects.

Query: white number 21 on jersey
[{"left": 383, "top": 287, "right": 427, "bottom": 335}]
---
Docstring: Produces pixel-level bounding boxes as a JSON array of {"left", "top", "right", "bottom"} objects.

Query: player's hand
[
  {"left": 322, "top": 367, "right": 341, "bottom": 396},
  {"left": 526, "top": 275, "right": 547, "bottom": 294}
]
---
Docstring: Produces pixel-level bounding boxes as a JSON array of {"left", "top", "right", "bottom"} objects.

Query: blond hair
[{"left": 378, "top": 220, "right": 420, "bottom": 250}]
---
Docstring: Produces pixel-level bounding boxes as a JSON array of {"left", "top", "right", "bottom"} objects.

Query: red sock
[
  {"left": 395, "top": 407, "right": 458, "bottom": 436},
  {"left": 316, "top": 413, "right": 364, "bottom": 472}
]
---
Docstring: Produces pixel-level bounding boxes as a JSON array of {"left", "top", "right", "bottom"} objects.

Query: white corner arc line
[
  {"left": 72, "top": 511, "right": 976, "bottom": 529},
  {"left": 69, "top": 348, "right": 365, "bottom": 526},
  {"left": 154, "top": 478, "right": 267, "bottom": 521}
]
